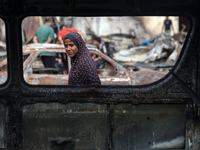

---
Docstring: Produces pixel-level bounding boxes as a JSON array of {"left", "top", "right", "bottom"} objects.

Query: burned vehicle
[
  {"left": 101, "top": 33, "right": 138, "bottom": 51},
  {"left": 21, "top": 43, "right": 165, "bottom": 85},
  {"left": 0, "top": 0, "right": 200, "bottom": 149}
]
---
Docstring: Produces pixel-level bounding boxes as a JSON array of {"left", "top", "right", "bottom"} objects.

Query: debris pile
[
  {"left": 112, "top": 30, "right": 186, "bottom": 71},
  {"left": 144, "top": 32, "right": 176, "bottom": 63}
]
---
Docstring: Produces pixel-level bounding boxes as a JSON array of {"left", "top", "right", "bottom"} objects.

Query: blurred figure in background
[
  {"left": 33, "top": 17, "right": 56, "bottom": 68},
  {"left": 58, "top": 25, "right": 85, "bottom": 44},
  {"left": 92, "top": 37, "right": 107, "bottom": 69},
  {"left": 161, "top": 16, "right": 175, "bottom": 36}
]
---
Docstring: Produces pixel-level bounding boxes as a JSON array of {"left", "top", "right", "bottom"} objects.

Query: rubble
[
  {"left": 143, "top": 33, "right": 176, "bottom": 63},
  {"left": 112, "top": 29, "right": 186, "bottom": 72},
  {"left": 113, "top": 46, "right": 150, "bottom": 62}
]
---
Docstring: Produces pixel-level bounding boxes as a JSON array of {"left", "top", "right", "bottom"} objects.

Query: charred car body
[{"left": 21, "top": 43, "right": 165, "bottom": 85}]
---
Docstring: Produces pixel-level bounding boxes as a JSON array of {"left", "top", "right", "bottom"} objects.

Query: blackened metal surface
[
  {"left": 49, "top": 137, "right": 75, "bottom": 150},
  {"left": 113, "top": 104, "right": 186, "bottom": 149},
  {"left": 171, "top": 70, "right": 200, "bottom": 106},
  {"left": 22, "top": 103, "right": 108, "bottom": 149},
  {"left": 0, "top": 103, "right": 5, "bottom": 148},
  {"left": 0, "top": 0, "right": 198, "bottom": 149}
]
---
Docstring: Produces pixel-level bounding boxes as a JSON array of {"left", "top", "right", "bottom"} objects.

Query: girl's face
[{"left": 64, "top": 38, "right": 78, "bottom": 57}]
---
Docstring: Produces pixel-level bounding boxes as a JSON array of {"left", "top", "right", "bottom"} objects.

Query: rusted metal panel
[
  {"left": 130, "top": 68, "right": 166, "bottom": 85},
  {"left": 27, "top": 74, "right": 68, "bottom": 85}
]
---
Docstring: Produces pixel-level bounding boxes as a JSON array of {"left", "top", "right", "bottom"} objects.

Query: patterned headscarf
[{"left": 63, "top": 32, "right": 101, "bottom": 86}]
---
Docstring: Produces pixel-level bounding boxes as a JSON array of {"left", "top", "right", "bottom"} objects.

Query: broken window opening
[{"left": 22, "top": 16, "right": 190, "bottom": 86}]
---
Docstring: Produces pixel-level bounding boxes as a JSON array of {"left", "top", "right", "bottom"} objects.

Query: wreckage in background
[
  {"left": 0, "top": 16, "right": 187, "bottom": 85},
  {"left": 17, "top": 16, "right": 189, "bottom": 85},
  {"left": 21, "top": 43, "right": 165, "bottom": 85},
  {"left": 0, "top": 19, "right": 6, "bottom": 58},
  {"left": 113, "top": 24, "right": 188, "bottom": 72},
  {"left": 0, "top": 43, "right": 167, "bottom": 85},
  {"left": 21, "top": 17, "right": 188, "bottom": 64}
]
